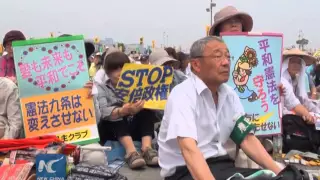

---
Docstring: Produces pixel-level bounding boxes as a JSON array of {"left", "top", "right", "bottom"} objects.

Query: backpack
[
  {"left": 272, "top": 164, "right": 318, "bottom": 180},
  {"left": 282, "top": 114, "right": 320, "bottom": 154}
]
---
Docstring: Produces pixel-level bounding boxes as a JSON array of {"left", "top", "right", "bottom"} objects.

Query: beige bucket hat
[
  {"left": 149, "top": 49, "right": 178, "bottom": 66},
  {"left": 209, "top": 6, "right": 253, "bottom": 36},
  {"left": 283, "top": 48, "right": 316, "bottom": 66}
]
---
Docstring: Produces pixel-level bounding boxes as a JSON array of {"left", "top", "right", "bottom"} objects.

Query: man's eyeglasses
[{"left": 193, "top": 54, "right": 231, "bottom": 62}]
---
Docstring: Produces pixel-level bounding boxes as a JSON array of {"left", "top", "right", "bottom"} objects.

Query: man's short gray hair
[{"left": 190, "top": 36, "right": 223, "bottom": 59}]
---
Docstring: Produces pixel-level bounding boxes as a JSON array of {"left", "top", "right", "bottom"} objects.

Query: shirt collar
[
  {"left": 192, "top": 73, "right": 207, "bottom": 95},
  {"left": 191, "top": 72, "right": 229, "bottom": 98}
]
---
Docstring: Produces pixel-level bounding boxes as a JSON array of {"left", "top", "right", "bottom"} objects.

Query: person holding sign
[
  {"left": 187, "top": 6, "right": 252, "bottom": 79},
  {"left": 149, "top": 49, "right": 187, "bottom": 87},
  {"left": 208, "top": 6, "right": 252, "bottom": 37},
  {"left": 96, "top": 51, "right": 159, "bottom": 169},
  {"left": 207, "top": 5, "right": 275, "bottom": 167},
  {"left": 158, "top": 36, "right": 282, "bottom": 180}
]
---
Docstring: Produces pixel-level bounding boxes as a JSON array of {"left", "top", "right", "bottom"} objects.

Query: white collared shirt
[
  {"left": 92, "top": 69, "right": 109, "bottom": 95},
  {"left": 185, "top": 63, "right": 192, "bottom": 77},
  {"left": 157, "top": 72, "right": 245, "bottom": 177},
  {"left": 281, "top": 77, "right": 319, "bottom": 114}
]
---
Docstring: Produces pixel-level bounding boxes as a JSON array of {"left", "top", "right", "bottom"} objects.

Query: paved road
[{"left": 119, "top": 166, "right": 162, "bottom": 180}]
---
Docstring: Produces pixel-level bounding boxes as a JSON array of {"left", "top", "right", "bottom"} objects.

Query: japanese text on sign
[
  {"left": 258, "top": 39, "right": 280, "bottom": 106},
  {"left": 13, "top": 36, "right": 90, "bottom": 98},
  {"left": 57, "top": 129, "right": 91, "bottom": 142},
  {"left": 245, "top": 113, "right": 280, "bottom": 133},
  {"left": 18, "top": 44, "right": 86, "bottom": 91},
  {"left": 116, "top": 64, "right": 174, "bottom": 110},
  {"left": 20, "top": 89, "right": 96, "bottom": 137},
  {"left": 221, "top": 33, "right": 283, "bottom": 136}
]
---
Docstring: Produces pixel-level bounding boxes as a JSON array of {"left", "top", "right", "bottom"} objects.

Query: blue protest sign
[
  {"left": 221, "top": 32, "right": 283, "bottom": 136},
  {"left": 36, "top": 154, "right": 67, "bottom": 179}
]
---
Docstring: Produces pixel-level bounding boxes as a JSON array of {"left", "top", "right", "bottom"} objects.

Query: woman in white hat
[{"left": 281, "top": 48, "right": 318, "bottom": 123}]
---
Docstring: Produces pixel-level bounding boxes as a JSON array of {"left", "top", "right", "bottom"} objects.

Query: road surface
[{"left": 119, "top": 166, "right": 162, "bottom": 180}]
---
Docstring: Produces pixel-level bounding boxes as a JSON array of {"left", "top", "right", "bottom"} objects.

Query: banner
[
  {"left": 116, "top": 63, "right": 174, "bottom": 110},
  {"left": 221, "top": 32, "right": 283, "bottom": 136},
  {"left": 13, "top": 36, "right": 99, "bottom": 145}
]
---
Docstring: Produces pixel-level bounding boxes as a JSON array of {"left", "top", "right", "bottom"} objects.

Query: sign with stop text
[
  {"left": 116, "top": 63, "right": 174, "bottom": 110},
  {"left": 221, "top": 32, "right": 283, "bottom": 136}
]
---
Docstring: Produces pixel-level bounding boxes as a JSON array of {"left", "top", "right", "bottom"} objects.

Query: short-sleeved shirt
[
  {"left": 157, "top": 72, "right": 245, "bottom": 177},
  {"left": 281, "top": 77, "right": 319, "bottom": 114}
]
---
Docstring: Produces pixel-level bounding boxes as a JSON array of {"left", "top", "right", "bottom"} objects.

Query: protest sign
[
  {"left": 13, "top": 35, "right": 89, "bottom": 98},
  {"left": 20, "top": 89, "right": 99, "bottom": 144},
  {"left": 13, "top": 36, "right": 99, "bottom": 145},
  {"left": 116, "top": 63, "right": 174, "bottom": 110},
  {"left": 221, "top": 32, "right": 283, "bottom": 136}
]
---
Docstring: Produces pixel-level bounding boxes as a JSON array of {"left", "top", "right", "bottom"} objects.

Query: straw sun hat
[
  {"left": 283, "top": 48, "right": 316, "bottom": 66},
  {"left": 209, "top": 6, "right": 253, "bottom": 36}
]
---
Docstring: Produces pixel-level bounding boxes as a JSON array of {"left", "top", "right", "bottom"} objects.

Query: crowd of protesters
[{"left": 0, "top": 5, "right": 320, "bottom": 180}]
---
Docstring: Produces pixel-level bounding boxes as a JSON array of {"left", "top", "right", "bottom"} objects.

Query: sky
[{"left": 1, "top": 0, "right": 318, "bottom": 50}]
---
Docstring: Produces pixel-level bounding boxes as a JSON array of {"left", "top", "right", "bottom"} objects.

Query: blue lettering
[
  {"left": 147, "top": 67, "right": 162, "bottom": 85},
  {"left": 135, "top": 69, "right": 149, "bottom": 87},
  {"left": 118, "top": 70, "right": 135, "bottom": 88},
  {"left": 160, "top": 66, "right": 173, "bottom": 83}
]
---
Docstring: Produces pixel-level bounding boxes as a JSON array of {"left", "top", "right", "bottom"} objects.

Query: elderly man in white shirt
[{"left": 157, "top": 36, "right": 282, "bottom": 180}]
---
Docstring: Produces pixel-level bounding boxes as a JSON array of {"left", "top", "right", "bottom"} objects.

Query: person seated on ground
[
  {"left": 149, "top": 49, "right": 187, "bottom": 87},
  {"left": 139, "top": 54, "right": 150, "bottom": 65},
  {"left": 176, "top": 52, "right": 190, "bottom": 74},
  {"left": 165, "top": 47, "right": 177, "bottom": 57},
  {"left": 165, "top": 47, "right": 178, "bottom": 61},
  {"left": 305, "top": 72, "right": 317, "bottom": 99},
  {"left": 88, "top": 54, "right": 97, "bottom": 79},
  {"left": 313, "top": 63, "right": 320, "bottom": 92},
  {"left": 305, "top": 60, "right": 317, "bottom": 99},
  {"left": 88, "top": 53, "right": 100, "bottom": 79},
  {"left": 91, "top": 48, "right": 120, "bottom": 96},
  {"left": 59, "top": 34, "right": 95, "bottom": 66},
  {"left": 281, "top": 48, "right": 320, "bottom": 117},
  {"left": 92, "top": 52, "right": 105, "bottom": 83},
  {"left": 0, "top": 77, "right": 23, "bottom": 139},
  {"left": 0, "top": 30, "right": 26, "bottom": 83},
  {"left": 157, "top": 36, "right": 282, "bottom": 180},
  {"left": 149, "top": 49, "right": 187, "bottom": 123},
  {"left": 207, "top": 5, "right": 274, "bottom": 166},
  {"left": 95, "top": 51, "right": 158, "bottom": 169}
]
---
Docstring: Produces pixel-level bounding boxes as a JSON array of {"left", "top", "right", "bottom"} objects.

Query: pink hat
[{"left": 209, "top": 6, "right": 253, "bottom": 36}]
